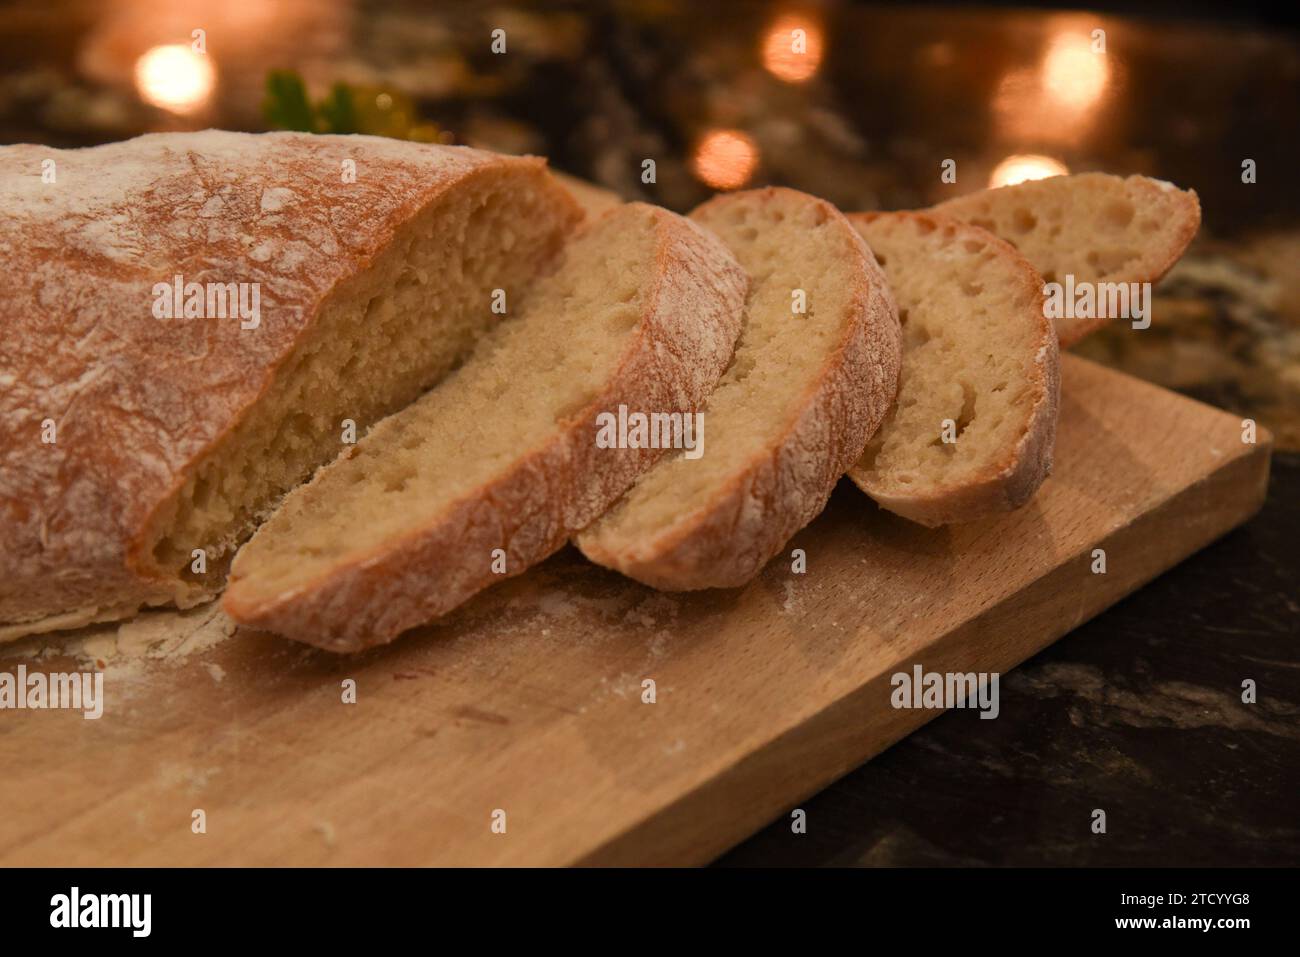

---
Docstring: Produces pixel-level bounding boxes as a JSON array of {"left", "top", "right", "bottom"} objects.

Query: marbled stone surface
[{"left": 1076, "top": 239, "right": 1300, "bottom": 453}]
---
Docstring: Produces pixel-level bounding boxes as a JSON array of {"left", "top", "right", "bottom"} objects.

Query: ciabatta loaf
[
  {"left": 0, "top": 131, "right": 581, "bottom": 641},
  {"left": 846, "top": 212, "right": 1059, "bottom": 527},
  {"left": 930, "top": 173, "right": 1199, "bottom": 346},
  {"left": 222, "top": 203, "right": 747, "bottom": 650},
  {"left": 576, "top": 187, "right": 900, "bottom": 590}
]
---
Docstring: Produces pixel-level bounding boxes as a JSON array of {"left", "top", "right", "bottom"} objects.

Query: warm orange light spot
[
  {"left": 134, "top": 44, "right": 216, "bottom": 114},
  {"left": 992, "top": 18, "right": 1113, "bottom": 145},
  {"left": 692, "top": 130, "right": 760, "bottom": 191},
  {"left": 761, "top": 15, "right": 824, "bottom": 83},
  {"left": 1042, "top": 30, "right": 1110, "bottom": 111},
  {"left": 989, "top": 154, "right": 1070, "bottom": 188}
]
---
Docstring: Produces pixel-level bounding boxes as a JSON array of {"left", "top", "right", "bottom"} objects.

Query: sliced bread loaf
[
  {"left": 222, "top": 203, "right": 747, "bottom": 650},
  {"left": 929, "top": 173, "right": 1199, "bottom": 346},
  {"left": 576, "top": 187, "right": 901, "bottom": 590},
  {"left": 845, "top": 212, "right": 1059, "bottom": 527},
  {"left": 0, "top": 130, "right": 582, "bottom": 642}
]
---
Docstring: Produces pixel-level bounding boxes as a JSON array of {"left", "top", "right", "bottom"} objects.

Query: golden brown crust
[
  {"left": 576, "top": 188, "right": 902, "bottom": 589},
  {"left": 221, "top": 204, "right": 748, "bottom": 650},
  {"left": 929, "top": 173, "right": 1200, "bottom": 347},
  {"left": 846, "top": 211, "right": 1059, "bottom": 527},
  {"left": 0, "top": 130, "right": 581, "bottom": 640}
]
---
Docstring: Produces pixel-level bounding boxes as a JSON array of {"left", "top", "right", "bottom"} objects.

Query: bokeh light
[
  {"left": 1042, "top": 29, "right": 1110, "bottom": 111},
  {"left": 993, "top": 19, "right": 1112, "bottom": 145},
  {"left": 988, "top": 154, "right": 1070, "bottom": 188},
  {"left": 134, "top": 44, "right": 216, "bottom": 114},
  {"left": 762, "top": 14, "right": 824, "bottom": 83},
  {"left": 691, "top": 129, "right": 760, "bottom": 190}
]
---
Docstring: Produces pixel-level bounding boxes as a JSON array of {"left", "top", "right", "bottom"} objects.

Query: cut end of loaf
[{"left": 846, "top": 211, "right": 1059, "bottom": 527}]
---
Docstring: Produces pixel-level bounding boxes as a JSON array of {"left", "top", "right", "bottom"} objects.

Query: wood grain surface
[{"left": 0, "top": 355, "right": 1272, "bottom": 866}]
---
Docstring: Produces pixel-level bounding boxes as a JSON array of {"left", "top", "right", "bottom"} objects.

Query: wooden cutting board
[{"left": 0, "top": 355, "right": 1272, "bottom": 867}]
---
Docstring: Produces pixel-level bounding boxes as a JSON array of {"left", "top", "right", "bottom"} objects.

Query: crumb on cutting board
[{"left": 1, "top": 600, "right": 237, "bottom": 679}]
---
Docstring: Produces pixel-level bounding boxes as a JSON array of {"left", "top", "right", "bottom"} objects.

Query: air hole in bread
[
  {"left": 382, "top": 470, "right": 416, "bottom": 494},
  {"left": 956, "top": 382, "right": 977, "bottom": 435},
  {"left": 187, "top": 474, "right": 214, "bottom": 511},
  {"left": 928, "top": 383, "right": 975, "bottom": 453},
  {"left": 1104, "top": 198, "right": 1136, "bottom": 228},
  {"left": 1085, "top": 247, "right": 1136, "bottom": 276},
  {"left": 904, "top": 321, "right": 930, "bottom": 350}
]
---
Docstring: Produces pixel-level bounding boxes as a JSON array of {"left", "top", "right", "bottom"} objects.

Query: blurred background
[{"left": 1, "top": 0, "right": 1296, "bottom": 448}]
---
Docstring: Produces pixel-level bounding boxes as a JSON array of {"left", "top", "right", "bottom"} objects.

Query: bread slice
[
  {"left": 549, "top": 170, "right": 622, "bottom": 218},
  {"left": 845, "top": 212, "right": 1059, "bottom": 527},
  {"left": 0, "top": 130, "right": 583, "bottom": 642},
  {"left": 222, "top": 203, "right": 747, "bottom": 650},
  {"left": 576, "top": 187, "right": 900, "bottom": 590},
  {"left": 929, "top": 173, "right": 1200, "bottom": 346}
]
